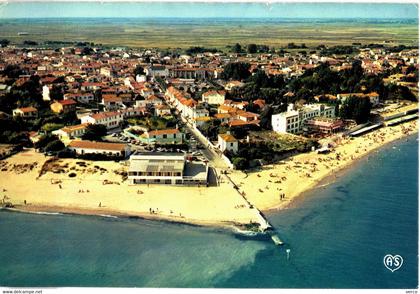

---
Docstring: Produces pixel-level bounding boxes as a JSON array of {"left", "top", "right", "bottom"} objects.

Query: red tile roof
[
  {"left": 147, "top": 129, "right": 180, "bottom": 136},
  {"left": 69, "top": 140, "right": 127, "bottom": 151},
  {"left": 17, "top": 107, "right": 38, "bottom": 113},
  {"left": 90, "top": 111, "right": 121, "bottom": 120},
  {"left": 229, "top": 119, "right": 260, "bottom": 127},
  {"left": 219, "top": 133, "right": 237, "bottom": 142},
  {"left": 57, "top": 99, "right": 77, "bottom": 105}
]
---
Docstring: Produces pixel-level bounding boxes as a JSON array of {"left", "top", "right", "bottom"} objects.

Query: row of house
[{"left": 165, "top": 86, "right": 209, "bottom": 121}]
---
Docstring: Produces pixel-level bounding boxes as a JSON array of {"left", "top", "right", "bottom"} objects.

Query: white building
[
  {"left": 52, "top": 123, "right": 89, "bottom": 143},
  {"left": 154, "top": 104, "right": 171, "bottom": 117},
  {"left": 272, "top": 103, "right": 335, "bottom": 134},
  {"left": 140, "top": 129, "right": 184, "bottom": 145},
  {"left": 12, "top": 107, "right": 38, "bottom": 119},
  {"left": 136, "top": 74, "right": 147, "bottom": 83},
  {"left": 218, "top": 133, "right": 238, "bottom": 154},
  {"left": 68, "top": 140, "right": 130, "bottom": 158},
  {"left": 101, "top": 94, "right": 125, "bottom": 111},
  {"left": 80, "top": 111, "right": 123, "bottom": 130},
  {"left": 145, "top": 65, "right": 169, "bottom": 78},
  {"left": 42, "top": 85, "right": 50, "bottom": 101},
  {"left": 64, "top": 92, "right": 95, "bottom": 104},
  {"left": 128, "top": 153, "right": 208, "bottom": 185},
  {"left": 202, "top": 90, "right": 226, "bottom": 105}
]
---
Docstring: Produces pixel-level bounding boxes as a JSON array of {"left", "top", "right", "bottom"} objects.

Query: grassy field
[{"left": 0, "top": 18, "right": 418, "bottom": 49}]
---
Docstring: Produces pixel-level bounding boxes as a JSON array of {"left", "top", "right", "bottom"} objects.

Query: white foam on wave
[
  {"left": 2, "top": 208, "right": 63, "bottom": 216},
  {"left": 98, "top": 214, "right": 119, "bottom": 219}
]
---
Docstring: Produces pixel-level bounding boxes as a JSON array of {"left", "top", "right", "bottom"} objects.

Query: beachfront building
[
  {"left": 128, "top": 153, "right": 208, "bottom": 185},
  {"left": 305, "top": 117, "right": 344, "bottom": 134},
  {"left": 218, "top": 133, "right": 238, "bottom": 154},
  {"left": 68, "top": 140, "right": 131, "bottom": 158},
  {"left": 140, "top": 129, "right": 184, "bottom": 145},
  {"left": 12, "top": 107, "right": 38, "bottom": 119},
  {"left": 202, "top": 90, "right": 226, "bottom": 105},
  {"left": 272, "top": 103, "right": 335, "bottom": 134},
  {"left": 80, "top": 111, "right": 123, "bottom": 130}
]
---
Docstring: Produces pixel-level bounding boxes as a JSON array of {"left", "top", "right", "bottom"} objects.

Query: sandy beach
[
  {"left": 0, "top": 120, "right": 417, "bottom": 230},
  {"left": 0, "top": 151, "right": 263, "bottom": 229},
  {"left": 228, "top": 120, "right": 418, "bottom": 212}
]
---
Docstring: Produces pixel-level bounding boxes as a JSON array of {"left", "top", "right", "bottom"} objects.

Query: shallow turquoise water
[{"left": 0, "top": 135, "right": 418, "bottom": 288}]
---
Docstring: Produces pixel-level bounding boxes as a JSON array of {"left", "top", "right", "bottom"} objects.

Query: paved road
[{"left": 182, "top": 119, "right": 229, "bottom": 169}]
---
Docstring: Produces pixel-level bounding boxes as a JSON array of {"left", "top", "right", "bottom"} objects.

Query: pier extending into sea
[{"left": 223, "top": 171, "right": 285, "bottom": 246}]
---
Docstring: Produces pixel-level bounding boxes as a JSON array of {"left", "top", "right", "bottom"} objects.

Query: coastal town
[{"left": 0, "top": 40, "right": 418, "bottom": 232}]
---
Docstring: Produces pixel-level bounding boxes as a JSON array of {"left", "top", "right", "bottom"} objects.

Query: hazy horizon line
[{"left": 0, "top": 16, "right": 418, "bottom": 19}]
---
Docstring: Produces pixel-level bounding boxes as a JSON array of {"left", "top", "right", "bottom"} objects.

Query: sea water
[{"left": 0, "top": 135, "right": 418, "bottom": 288}]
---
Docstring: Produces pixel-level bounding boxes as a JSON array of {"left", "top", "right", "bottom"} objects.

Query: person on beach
[
  {"left": 99, "top": 202, "right": 102, "bottom": 207},
  {"left": 24, "top": 200, "right": 26, "bottom": 205}
]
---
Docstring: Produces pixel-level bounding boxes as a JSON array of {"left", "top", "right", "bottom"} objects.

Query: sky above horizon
[{"left": 0, "top": 2, "right": 418, "bottom": 19}]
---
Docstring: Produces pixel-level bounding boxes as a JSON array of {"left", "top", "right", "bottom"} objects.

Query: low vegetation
[{"left": 228, "top": 132, "right": 318, "bottom": 170}]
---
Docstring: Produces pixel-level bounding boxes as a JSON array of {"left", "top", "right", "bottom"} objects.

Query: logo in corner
[{"left": 383, "top": 254, "right": 403, "bottom": 272}]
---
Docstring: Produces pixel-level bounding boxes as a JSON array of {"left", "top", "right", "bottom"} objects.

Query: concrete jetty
[{"left": 223, "top": 172, "right": 286, "bottom": 246}]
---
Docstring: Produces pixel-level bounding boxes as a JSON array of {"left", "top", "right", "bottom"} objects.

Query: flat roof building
[
  {"left": 128, "top": 153, "right": 208, "bottom": 186},
  {"left": 272, "top": 103, "right": 335, "bottom": 134}
]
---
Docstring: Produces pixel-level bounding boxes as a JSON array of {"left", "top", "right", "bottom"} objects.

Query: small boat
[
  {"left": 18, "top": 32, "right": 29, "bottom": 36},
  {"left": 271, "top": 234, "right": 284, "bottom": 246}
]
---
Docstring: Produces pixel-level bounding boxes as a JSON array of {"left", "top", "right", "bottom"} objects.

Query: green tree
[
  {"left": 232, "top": 157, "right": 248, "bottom": 170},
  {"left": 82, "top": 124, "right": 107, "bottom": 141},
  {"left": 134, "top": 65, "right": 145, "bottom": 76},
  {"left": 41, "top": 123, "right": 64, "bottom": 133},
  {"left": 247, "top": 44, "right": 257, "bottom": 54},
  {"left": 0, "top": 39, "right": 10, "bottom": 48},
  {"left": 50, "top": 84, "right": 64, "bottom": 101},
  {"left": 222, "top": 62, "right": 251, "bottom": 81},
  {"left": 339, "top": 96, "right": 372, "bottom": 124},
  {"left": 3, "top": 65, "right": 24, "bottom": 79},
  {"left": 259, "top": 105, "right": 274, "bottom": 130},
  {"left": 45, "top": 140, "right": 65, "bottom": 152},
  {"left": 232, "top": 43, "right": 243, "bottom": 53},
  {"left": 35, "top": 134, "right": 59, "bottom": 149}
]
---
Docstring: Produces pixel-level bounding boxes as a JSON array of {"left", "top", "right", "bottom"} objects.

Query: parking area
[{"left": 103, "top": 129, "right": 207, "bottom": 162}]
